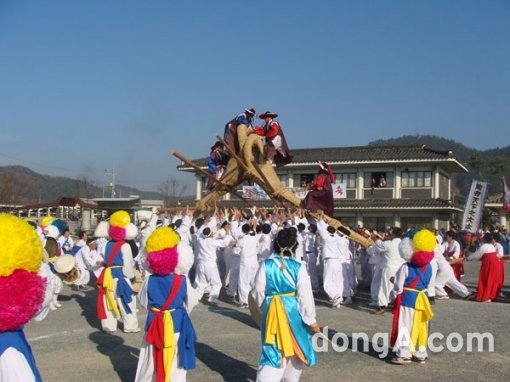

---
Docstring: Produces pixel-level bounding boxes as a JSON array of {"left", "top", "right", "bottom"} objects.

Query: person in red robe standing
[
  {"left": 467, "top": 232, "right": 509, "bottom": 302},
  {"left": 303, "top": 161, "right": 335, "bottom": 217}
]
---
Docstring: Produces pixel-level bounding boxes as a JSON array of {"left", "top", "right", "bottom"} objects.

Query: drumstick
[{"left": 316, "top": 330, "right": 335, "bottom": 346}]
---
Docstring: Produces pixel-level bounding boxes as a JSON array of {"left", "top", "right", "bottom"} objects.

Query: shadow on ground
[{"left": 196, "top": 341, "right": 257, "bottom": 382}]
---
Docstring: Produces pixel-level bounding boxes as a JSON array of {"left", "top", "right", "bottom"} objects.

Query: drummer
[
  {"left": 54, "top": 254, "right": 87, "bottom": 288},
  {"left": 75, "top": 237, "right": 104, "bottom": 285}
]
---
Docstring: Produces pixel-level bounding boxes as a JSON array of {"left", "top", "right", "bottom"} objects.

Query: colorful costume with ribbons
[
  {"left": 144, "top": 274, "right": 196, "bottom": 382},
  {"left": 0, "top": 214, "right": 47, "bottom": 382},
  {"left": 259, "top": 257, "right": 317, "bottom": 368},
  {"left": 97, "top": 240, "right": 133, "bottom": 319},
  {"left": 391, "top": 263, "right": 433, "bottom": 350},
  {"left": 0, "top": 330, "right": 42, "bottom": 382}
]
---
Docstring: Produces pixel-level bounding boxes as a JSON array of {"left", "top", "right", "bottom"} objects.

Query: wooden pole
[{"left": 171, "top": 150, "right": 249, "bottom": 204}]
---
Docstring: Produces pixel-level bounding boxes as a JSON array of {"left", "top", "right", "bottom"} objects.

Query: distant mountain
[
  {"left": 369, "top": 135, "right": 510, "bottom": 195},
  {"left": 0, "top": 165, "right": 162, "bottom": 204},
  {"left": 2, "top": 136, "right": 509, "bottom": 204}
]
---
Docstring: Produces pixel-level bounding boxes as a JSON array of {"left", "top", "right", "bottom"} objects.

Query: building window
[
  {"left": 402, "top": 171, "right": 432, "bottom": 188},
  {"left": 294, "top": 174, "right": 314, "bottom": 188},
  {"left": 278, "top": 174, "right": 288, "bottom": 187},
  {"left": 364, "top": 172, "right": 393, "bottom": 188},
  {"left": 335, "top": 173, "right": 356, "bottom": 188}
]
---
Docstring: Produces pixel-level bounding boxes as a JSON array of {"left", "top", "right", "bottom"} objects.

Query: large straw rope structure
[{"left": 174, "top": 124, "right": 373, "bottom": 248}]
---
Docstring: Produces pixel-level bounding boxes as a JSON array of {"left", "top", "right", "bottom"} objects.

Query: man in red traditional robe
[
  {"left": 303, "top": 161, "right": 335, "bottom": 217},
  {"left": 252, "top": 111, "right": 292, "bottom": 166}
]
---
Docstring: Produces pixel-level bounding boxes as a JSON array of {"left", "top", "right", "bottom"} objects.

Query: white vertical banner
[{"left": 461, "top": 180, "right": 488, "bottom": 233}]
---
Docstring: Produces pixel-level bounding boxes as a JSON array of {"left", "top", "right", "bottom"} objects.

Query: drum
[
  {"left": 54, "top": 254, "right": 81, "bottom": 285},
  {"left": 44, "top": 237, "right": 59, "bottom": 259},
  {"left": 248, "top": 293, "right": 261, "bottom": 328},
  {"left": 131, "top": 269, "right": 143, "bottom": 294}
]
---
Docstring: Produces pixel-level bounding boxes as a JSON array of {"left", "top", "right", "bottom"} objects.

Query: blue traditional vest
[
  {"left": 401, "top": 263, "right": 432, "bottom": 308},
  {"left": 0, "top": 330, "right": 42, "bottom": 382},
  {"left": 104, "top": 240, "right": 133, "bottom": 314},
  {"left": 146, "top": 274, "right": 196, "bottom": 370},
  {"left": 259, "top": 255, "right": 317, "bottom": 368}
]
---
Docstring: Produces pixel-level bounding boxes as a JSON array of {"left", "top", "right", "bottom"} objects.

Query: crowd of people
[
  {"left": 2, "top": 205, "right": 508, "bottom": 381},
  {"left": 1, "top": 109, "right": 508, "bottom": 381}
]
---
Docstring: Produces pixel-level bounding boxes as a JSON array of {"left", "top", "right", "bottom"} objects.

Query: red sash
[
  {"left": 390, "top": 272, "right": 421, "bottom": 347},
  {"left": 145, "top": 275, "right": 183, "bottom": 382},
  {"left": 96, "top": 241, "right": 125, "bottom": 319}
]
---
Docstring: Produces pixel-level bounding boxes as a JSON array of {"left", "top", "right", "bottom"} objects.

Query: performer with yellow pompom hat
[
  {"left": 96, "top": 210, "right": 140, "bottom": 333},
  {"left": 135, "top": 226, "right": 198, "bottom": 382},
  {"left": 0, "top": 214, "right": 49, "bottom": 381},
  {"left": 251, "top": 228, "right": 320, "bottom": 382},
  {"left": 389, "top": 229, "right": 436, "bottom": 365}
]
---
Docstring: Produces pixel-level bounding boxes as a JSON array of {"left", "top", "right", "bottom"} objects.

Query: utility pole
[{"left": 104, "top": 168, "right": 116, "bottom": 198}]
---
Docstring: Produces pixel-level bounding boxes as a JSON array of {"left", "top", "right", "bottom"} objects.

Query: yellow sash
[
  {"left": 404, "top": 287, "right": 434, "bottom": 352},
  {"left": 102, "top": 266, "right": 122, "bottom": 318},
  {"left": 264, "top": 292, "right": 306, "bottom": 364}
]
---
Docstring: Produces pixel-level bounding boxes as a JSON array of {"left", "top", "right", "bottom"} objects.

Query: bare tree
[
  {"left": 158, "top": 177, "right": 188, "bottom": 207},
  {"left": 0, "top": 173, "right": 32, "bottom": 205}
]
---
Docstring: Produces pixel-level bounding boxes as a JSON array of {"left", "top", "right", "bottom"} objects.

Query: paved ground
[{"left": 26, "top": 261, "right": 510, "bottom": 382}]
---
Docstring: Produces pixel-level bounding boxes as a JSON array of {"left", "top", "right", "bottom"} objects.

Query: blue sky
[{"left": 0, "top": 1, "right": 508, "bottom": 193}]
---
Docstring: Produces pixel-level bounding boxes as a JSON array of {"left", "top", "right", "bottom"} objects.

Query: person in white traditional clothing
[
  {"left": 194, "top": 226, "right": 234, "bottom": 303},
  {"left": 43, "top": 225, "right": 64, "bottom": 310},
  {"left": 174, "top": 208, "right": 193, "bottom": 248},
  {"left": 75, "top": 238, "right": 104, "bottom": 282},
  {"left": 348, "top": 237, "right": 359, "bottom": 297},
  {"left": 226, "top": 210, "right": 243, "bottom": 300},
  {"left": 134, "top": 209, "right": 159, "bottom": 278},
  {"left": 258, "top": 223, "right": 274, "bottom": 263},
  {"left": 443, "top": 230, "right": 463, "bottom": 282},
  {"left": 234, "top": 223, "right": 259, "bottom": 308},
  {"left": 338, "top": 230, "right": 355, "bottom": 305},
  {"left": 71, "top": 230, "right": 88, "bottom": 255},
  {"left": 373, "top": 227, "right": 405, "bottom": 315},
  {"left": 357, "top": 230, "right": 373, "bottom": 288},
  {"left": 433, "top": 240, "right": 472, "bottom": 299},
  {"left": 58, "top": 228, "right": 74, "bottom": 255},
  {"left": 368, "top": 231, "right": 385, "bottom": 306},
  {"left": 302, "top": 223, "right": 319, "bottom": 292},
  {"left": 317, "top": 218, "right": 345, "bottom": 308},
  {"left": 94, "top": 221, "right": 109, "bottom": 259}
]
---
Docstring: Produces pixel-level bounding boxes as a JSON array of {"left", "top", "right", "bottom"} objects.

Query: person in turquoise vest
[{"left": 251, "top": 228, "right": 320, "bottom": 382}]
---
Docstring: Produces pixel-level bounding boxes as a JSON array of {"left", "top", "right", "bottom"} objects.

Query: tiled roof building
[{"left": 178, "top": 144, "right": 469, "bottom": 230}]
